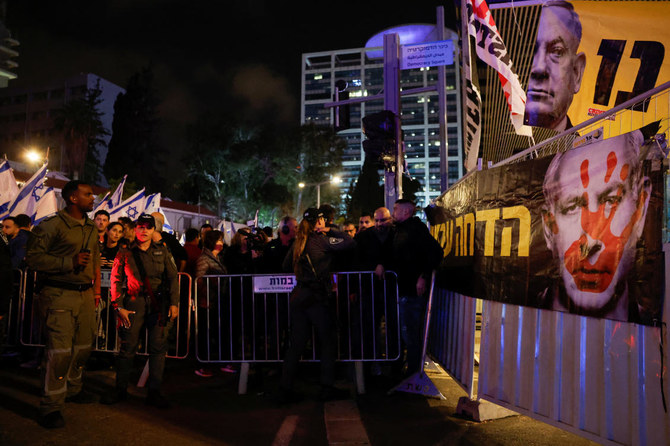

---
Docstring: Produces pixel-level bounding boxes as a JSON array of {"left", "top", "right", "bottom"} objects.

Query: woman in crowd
[
  {"left": 194, "top": 230, "right": 233, "bottom": 377},
  {"left": 277, "top": 207, "right": 355, "bottom": 403},
  {"left": 100, "top": 222, "right": 124, "bottom": 269},
  {"left": 97, "top": 221, "right": 124, "bottom": 350}
]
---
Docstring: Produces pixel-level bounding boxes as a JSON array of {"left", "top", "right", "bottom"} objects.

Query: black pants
[
  {"left": 280, "top": 298, "right": 335, "bottom": 390},
  {"left": 116, "top": 295, "right": 174, "bottom": 391}
]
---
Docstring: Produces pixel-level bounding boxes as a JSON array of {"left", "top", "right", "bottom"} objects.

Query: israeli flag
[
  {"left": 144, "top": 192, "right": 161, "bottom": 214},
  {"left": 4, "top": 163, "right": 48, "bottom": 219},
  {"left": 0, "top": 160, "right": 19, "bottom": 219},
  {"left": 108, "top": 188, "right": 146, "bottom": 221},
  {"left": 160, "top": 210, "right": 174, "bottom": 234},
  {"left": 33, "top": 187, "right": 58, "bottom": 225},
  {"left": 105, "top": 174, "right": 127, "bottom": 210}
]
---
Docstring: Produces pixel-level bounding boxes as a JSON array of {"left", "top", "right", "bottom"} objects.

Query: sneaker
[
  {"left": 220, "top": 365, "right": 236, "bottom": 374},
  {"left": 100, "top": 389, "right": 128, "bottom": 405},
  {"left": 318, "top": 385, "right": 350, "bottom": 402},
  {"left": 39, "top": 411, "right": 65, "bottom": 429},
  {"left": 146, "top": 390, "right": 171, "bottom": 409},
  {"left": 195, "top": 368, "right": 214, "bottom": 378},
  {"left": 65, "top": 390, "right": 96, "bottom": 404}
]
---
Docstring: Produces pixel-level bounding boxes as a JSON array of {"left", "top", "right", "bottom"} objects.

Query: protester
[
  {"left": 262, "top": 216, "right": 297, "bottom": 273},
  {"left": 342, "top": 221, "right": 357, "bottom": 238},
  {"left": 276, "top": 207, "right": 355, "bottom": 403},
  {"left": 117, "top": 216, "right": 135, "bottom": 247},
  {"left": 151, "top": 212, "right": 187, "bottom": 272},
  {"left": 223, "top": 227, "right": 265, "bottom": 274},
  {"left": 94, "top": 210, "right": 110, "bottom": 244},
  {"left": 199, "top": 223, "right": 213, "bottom": 249},
  {"left": 379, "top": 199, "right": 443, "bottom": 377},
  {"left": 100, "top": 222, "right": 124, "bottom": 269},
  {"left": 101, "top": 214, "right": 179, "bottom": 409},
  {"left": 194, "top": 230, "right": 230, "bottom": 377},
  {"left": 25, "top": 180, "right": 101, "bottom": 428},
  {"left": 183, "top": 227, "right": 202, "bottom": 278},
  {"left": 358, "top": 213, "right": 373, "bottom": 233}
]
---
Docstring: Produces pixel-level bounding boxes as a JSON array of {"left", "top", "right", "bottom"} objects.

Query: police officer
[
  {"left": 25, "top": 180, "right": 100, "bottom": 429},
  {"left": 101, "top": 214, "right": 179, "bottom": 409},
  {"left": 277, "top": 208, "right": 355, "bottom": 403}
]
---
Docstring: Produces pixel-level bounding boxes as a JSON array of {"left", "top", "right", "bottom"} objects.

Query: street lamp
[{"left": 299, "top": 175, "right": 341, "bottom": 208}]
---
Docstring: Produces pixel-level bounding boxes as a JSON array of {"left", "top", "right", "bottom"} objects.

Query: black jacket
[
  {"left": 389, "top": 217, "right": 443, "bottom": 296},
  {"left": 283, "top": 229, "right": 355, "bottom": 286}
]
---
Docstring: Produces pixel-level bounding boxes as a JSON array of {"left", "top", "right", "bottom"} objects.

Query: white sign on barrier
[
  {"left": 253, "top": 275, "right": 296, "bottom": 293},
  {"left": 100, "top": 269, "right": 112, "bottom": 288},
  {"left": 400, "top": 40, "right": 454, "bottom": 70}
]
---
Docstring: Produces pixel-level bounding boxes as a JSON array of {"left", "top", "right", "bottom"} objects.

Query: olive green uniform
[
  {"left": 25, "top": 209, "right": 99, "bottom": 416},
  {"left": 110, "top": 240, "right": 178, "bottom": 391}
]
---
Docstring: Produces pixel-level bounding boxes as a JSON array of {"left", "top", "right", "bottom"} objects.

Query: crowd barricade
[
  {"left": 1, "top": 268, "right": 25, "bottom": 349},
  {"left": 194, "top": 271, "right": 401, "bottom": 393},
  {"left": 14, "top": 269, "right": 192, "bottom": 360}
]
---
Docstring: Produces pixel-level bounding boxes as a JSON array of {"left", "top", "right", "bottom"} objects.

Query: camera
[{"left": 239, "top": 228, "right": 265, "bottom": 251}]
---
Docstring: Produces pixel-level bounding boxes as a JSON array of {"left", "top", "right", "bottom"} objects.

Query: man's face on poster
[
  {"left": 542, "top": 133, "right": 651, "bottom": 312},
  {"left": 525, "top": 4, "right": 586, "bottom": 131}
]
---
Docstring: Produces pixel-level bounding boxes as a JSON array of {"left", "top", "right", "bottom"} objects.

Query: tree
[
  {"left": 345, "top": 159, "right": 384, "bottom": 220},
  {"left": 179, "top": 118, "right": 345, "bottom": 225},
  {"left": 104, "top": 66, "right": 164, "bottom": 192},
  {"left": 52, "top": 79, "right": 109, "bottom": 184}
]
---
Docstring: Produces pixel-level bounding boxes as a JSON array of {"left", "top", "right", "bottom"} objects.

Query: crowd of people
[{"left": 0, "top": 179, "right": 443, "bottom": 428}]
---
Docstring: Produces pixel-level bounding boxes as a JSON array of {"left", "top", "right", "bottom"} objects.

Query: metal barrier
[
  {"left": 194, "top": 271, "right": 401, "bottom": 393},
  {"left": 14, "top": 269, "right": 192, "bottom": 360}
]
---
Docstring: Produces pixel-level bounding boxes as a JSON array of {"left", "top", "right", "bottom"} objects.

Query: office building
[
  {"left": 0, "top": 73, "right": 124, "bottom": 184},
  {"left": 301, "top": 24, "right": 463, "bottom": 209}
]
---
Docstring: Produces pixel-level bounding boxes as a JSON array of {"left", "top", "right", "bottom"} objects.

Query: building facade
[
  {"left": 0, "top": 73, "right": 124, "bottom": 184},
  {"left": 301, "top": 25, "right": 463, "bottom": 209}
]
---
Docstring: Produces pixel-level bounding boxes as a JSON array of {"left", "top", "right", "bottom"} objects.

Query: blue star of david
[
  {"left": 32, "top": 183, "right": 45, "bottom": 201},
  {"left": 0, "top": 202, "right": 8, "bottom": 214},
  {"left": 127, "top": 206, "right": 138, "bottom": 219}
]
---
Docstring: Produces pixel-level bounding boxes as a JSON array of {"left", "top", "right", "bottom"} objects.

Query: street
[{"left": 0, "top": 353, "right": 597, "bottom": 445}]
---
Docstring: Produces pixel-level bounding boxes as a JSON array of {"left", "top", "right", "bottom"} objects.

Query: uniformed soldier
[
  {"left": 25, "top": 180, "right": 101, "bottom": 429},
  {"left": 101, "top": 213, "right": 179, "bottom": 409}
]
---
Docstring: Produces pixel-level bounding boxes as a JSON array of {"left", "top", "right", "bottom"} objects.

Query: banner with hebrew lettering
[
  {"left": 523, "top": 0, "right": 670, "bottom": 133},
  {"left": 427, "top": 128, "right": 665, "bottom": 325}
]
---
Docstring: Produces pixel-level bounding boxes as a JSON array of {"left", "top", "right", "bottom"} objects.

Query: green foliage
[
  {"left": 345, "top": 159, "right": 384, "bottom": 220},
  {"left": 52, "top": 79, "right": 109, "bottom": 184},
  {"left": 104, "top": 66, "right": 164, "bottom": 192},
  {"left": 179, "top": 117, "right": 344, "bottom": 224}
]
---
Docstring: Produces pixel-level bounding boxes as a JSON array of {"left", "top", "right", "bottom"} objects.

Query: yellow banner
[{"left": 569, "top": 1, "right": 670, "bottom": 131}]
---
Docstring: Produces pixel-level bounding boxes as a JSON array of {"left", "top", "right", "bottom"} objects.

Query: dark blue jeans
[{"left": 398, "top": 295, "right": 427, "bottom": 375}]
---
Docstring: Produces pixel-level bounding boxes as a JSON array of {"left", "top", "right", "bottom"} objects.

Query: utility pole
[{"left": 383, "top": 33, "right": 402, "bottom": 210}]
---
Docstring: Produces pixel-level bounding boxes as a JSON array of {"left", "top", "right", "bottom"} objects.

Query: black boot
[{"left": 39, "top": 411, "right": 65, "bottom": 429}]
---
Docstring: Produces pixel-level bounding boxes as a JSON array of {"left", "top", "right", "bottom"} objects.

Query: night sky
[{"left": 5, "top": 0, "right": 458, "bottom": 177}]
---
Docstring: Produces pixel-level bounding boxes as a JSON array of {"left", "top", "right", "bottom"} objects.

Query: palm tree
[{"left": 53, "top": 80, "right": 109, "bottom": 182}]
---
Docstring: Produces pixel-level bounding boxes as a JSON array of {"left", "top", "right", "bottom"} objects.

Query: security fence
[
  {"left": 193, "top": 271, "right": 400, "bottom": 365},
  {"left": 3, "top": 269, "right": 401, "bottom": 384}
]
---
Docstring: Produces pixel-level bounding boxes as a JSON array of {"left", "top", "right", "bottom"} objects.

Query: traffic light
[{"left": 362, "top": 110, "right": 399, "bottom": 163}]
